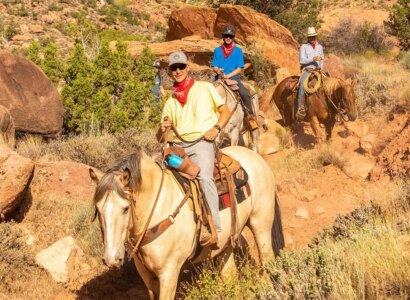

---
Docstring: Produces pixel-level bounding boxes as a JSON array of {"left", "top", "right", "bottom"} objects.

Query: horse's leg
[
  {"left": 325, "top": 115, "right": 336, "bottom": 141},
  {"left": 250, "top": 129, "right": 259, "bottom": 152},
  {"left": 157, "top": 262, "right": 183, "bottom": 300},
  {"left": 133, "top": 257, "right": 158, "bottom": 300},
  {"left": 220, "top": 247, "right": 237, "bottom": 279},
  {"left": 310, "top": 115, "right": 324, "bottom": 143},
  {"left": 230, "top": 127, "right": 240, "bottom": 147},
  {"left": 248, "top": 193, "right": 276, "bottom": 265}
]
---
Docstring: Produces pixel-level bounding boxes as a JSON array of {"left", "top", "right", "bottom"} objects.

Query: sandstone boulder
[
  {"left": 0, "top": 145, "right": 34, "bottom": 216},
  {"left": 0, "top": 50, "right": 63, "bottom": 135},
  {"left": 166, "top": 5, "right": 300, "bottom": 75},
  {"left": 0, "top": 105, "right": 15, "bottom": 148},
  {"left": 258, "top": 132, "right": 280, "bottom": 155},
  {"left": 124, "top": 39, "right": 220, "bottom": 70},
  {"left": 166, "top": 7, "right": 217, "bottom": 40},
  {"left": 343, "top": 154, "right": 374, "bottom": 179}
]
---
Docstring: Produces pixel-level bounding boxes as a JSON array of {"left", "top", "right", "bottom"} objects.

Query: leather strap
[
  {"left": 140, "top": 190, "right": 192, "bottom": 246},
  {"left": 225, "top": 170, "right": 239, "bottom": 247}
]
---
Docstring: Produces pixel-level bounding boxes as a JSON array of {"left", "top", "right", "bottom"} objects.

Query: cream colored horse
[
  {"left": 215, "top": 83, "right": 260, "bottom": 152},
  {"left": 90, "top": 146, "right": 283, "bottom": 300}
]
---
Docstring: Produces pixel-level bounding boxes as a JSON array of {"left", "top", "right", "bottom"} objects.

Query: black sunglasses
[
  {"left": 223, "top": 34, "right": 235, "bottom": 39},
  {"left": 170, "top": 64, "right": 187, "bottom": 72}
]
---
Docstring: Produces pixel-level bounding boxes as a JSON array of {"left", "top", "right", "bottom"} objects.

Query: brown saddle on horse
[{"left": 169, "top": 149, "right": 250, "bottom": 248}]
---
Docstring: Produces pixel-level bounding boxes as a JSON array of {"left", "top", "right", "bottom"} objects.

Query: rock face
[
  {"left": 124, "top": 39, "right": 220, "bottom": 70},
  {"left": 0, "top": 105, "right": 15, "bottom": 148},
  {"left": 166, "top": 7, "right": 217, "bottom": 40},
  {"left": 0, "top": 145, "right": 34, "bottom": 216},
  {"left": 166, "top": 5, "right": 300, "bottom": 75},
  {"left": 0, "top": 50, "right": 63, "bottom": 136}
]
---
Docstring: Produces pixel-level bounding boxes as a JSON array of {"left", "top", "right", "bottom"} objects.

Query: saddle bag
[{"left": 164, "top": 146, "right": 200, "bottom": 180}]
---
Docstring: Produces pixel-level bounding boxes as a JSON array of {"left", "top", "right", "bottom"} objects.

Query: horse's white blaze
[{"left": 100, "top": 192, "right": 130, "bottom": 265}]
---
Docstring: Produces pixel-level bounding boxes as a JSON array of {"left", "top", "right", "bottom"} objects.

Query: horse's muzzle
[{"left": 103, "top": 255, "right": 124, "bottom": 268}]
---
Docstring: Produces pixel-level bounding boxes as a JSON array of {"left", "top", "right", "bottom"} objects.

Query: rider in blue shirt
[{"left": 212, "top": 25, "right": 256, "bottom": 126}]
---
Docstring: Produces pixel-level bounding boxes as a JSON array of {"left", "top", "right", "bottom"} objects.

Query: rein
[
  {"left": 217, "top": 81, "right": 240, "bottom": 118},
  {"left": 322, "top": 79, "right": 350, "bottom": 122}
]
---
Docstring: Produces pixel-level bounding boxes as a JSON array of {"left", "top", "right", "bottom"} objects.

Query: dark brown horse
[{"left": 273, "top": 73, "right": 357, "bottom": 142}]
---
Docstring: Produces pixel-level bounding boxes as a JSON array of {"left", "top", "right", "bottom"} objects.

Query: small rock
[
  {"left": 20, "top": 24, "right": 29, "bottom": 33},
  {"left": 295, "top": 207, "right": 309, "bottom": 219},
  {"left": 344, "top": 121, "right": 368, "bottom": 138},
  {"left": 359, "top": 134, "right": 376, "bottom": 154},
  {"left": 29, "top": 24, "right": 44, "bottom": 33},
  {"left": 343, "top": 154, "right": 374, "bottom": 179},
  {"left": 313, "top": 206, "right": 325, "bottom": 215},
  {"left": 12, "top": 34, "right": 31, "bottom": 42},
  {"left": 300, "top": 189, "right": 318, "bottom": 202}
]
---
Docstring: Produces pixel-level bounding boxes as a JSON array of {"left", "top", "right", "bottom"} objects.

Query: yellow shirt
[{"left": 162, "top": 81, "right": 225, "bottom": 142}]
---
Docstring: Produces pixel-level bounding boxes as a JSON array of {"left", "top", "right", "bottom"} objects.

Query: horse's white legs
[
  {"left": 248, "top": 192, "right": 276, "bottom": 265},
  {"left": 220, "top": 247, "right": 237, "bottom": 280},
  {"left": 230, "top": 128, "right": 240, "bottom": 146},
  {"left": 251, "top": 129, "right": 259, "bottom": 152},
  {"left": 133, "top": 257, "right": 158, "bottom": 300},
  {"left": 157, "top": 262, "right": 182, "bottom": 300}
]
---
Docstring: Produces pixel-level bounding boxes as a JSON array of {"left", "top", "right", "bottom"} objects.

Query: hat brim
[{"left": 307, "top": 33, "right": 318, "bottom": 37}]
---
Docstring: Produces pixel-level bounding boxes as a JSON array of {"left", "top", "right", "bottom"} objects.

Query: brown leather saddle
[{"left": 169, "top": 149, "right": 251, "bottom": 248}]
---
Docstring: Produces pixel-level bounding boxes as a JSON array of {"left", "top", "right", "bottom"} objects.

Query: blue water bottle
[{"left": 166, "top": 154, "right": 184, "bottom": 169}]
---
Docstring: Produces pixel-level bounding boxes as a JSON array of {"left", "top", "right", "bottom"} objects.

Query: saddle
[
  {"left": 168, "top": 147, "right": 251, "bottom": 249},
  {"left": 217, "top": 79, "right": 259, "bottom": 131}
]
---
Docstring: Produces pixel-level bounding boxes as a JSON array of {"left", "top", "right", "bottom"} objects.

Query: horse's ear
[
  {"left": 89, "top": 168, "right": 102, "bottom": 183},
  {"left": 121, "top": 168, "right": 131, "bottom": 187}
]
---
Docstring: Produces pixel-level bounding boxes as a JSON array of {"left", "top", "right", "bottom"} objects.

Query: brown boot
[{"left": 296, "top": 105, "right": 306, "bottom": 120}]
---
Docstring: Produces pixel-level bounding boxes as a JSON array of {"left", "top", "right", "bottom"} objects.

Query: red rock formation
[
  {"left": 0, "top": 105, "right": 15, "bottom": 148},
  {"left": 166, "top": 5, "right": 300, "bottom": 75},
  {"left": 0, "top": 50, "right": 63, "bottom": 136},
  {"left": 0, "top": 145, "right": 34, "bottom": 216}
]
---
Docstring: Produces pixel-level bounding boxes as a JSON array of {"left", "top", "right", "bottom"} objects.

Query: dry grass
[
  {"left": 16, "top": 128, "right": 160, "bottom": 170},
  {"left": 0, "top": 223, "right": 62, "bottom": 298},
  {"left": 182, "top": 178, "right": 410, "bottom": 299}
]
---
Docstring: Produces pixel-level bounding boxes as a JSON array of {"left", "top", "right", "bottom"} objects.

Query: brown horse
[{"left": 273, "top": 74, "right": 357, "bottom": 142}]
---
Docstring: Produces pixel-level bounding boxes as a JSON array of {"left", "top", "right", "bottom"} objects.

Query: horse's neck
[
  {"left": 217, "top": 84, "right": 237, "bottom": 111},
  {"left": 323, "top": 78, "right": 343, "bottom": 105},
  {"left": 132, "top": 156, "right": 178, "bottom": 236}
]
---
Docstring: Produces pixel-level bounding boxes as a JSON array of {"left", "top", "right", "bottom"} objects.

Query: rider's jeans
[
  {"left": 296, "top": 70, "right": 310, "bottom": 107},
  {"left": 231, "top": 75, "right": 254, "bottom": 115},
  {"left": 179, "top": 140, "right": 221, "bottom": 231}
]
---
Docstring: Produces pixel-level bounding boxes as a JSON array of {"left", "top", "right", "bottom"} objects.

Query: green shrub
[
  {"left": 4, "top": 22, "right": 19, "bottom": 40},
  {"left": 385, "top": 0, "right": 409, "bottom": 50},
  {"left": 323, "top": 19, "right": 391, "bottom": 55},
  {"left": 217, "top": 0, "right": 322, "bottom": 43},
  {"left": 99, "top": 29, "right": 146, "bottom": 42},
  {"left": 400, "top": 51, "right": 410, "bottom": 70}
]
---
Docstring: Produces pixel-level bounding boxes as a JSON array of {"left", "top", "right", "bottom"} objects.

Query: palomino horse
[
  {"left": 273, "top": 74, "right": 358, "bottom": 142},
  {"left": 215, "top": 82, "right": 260, "bottom": 152},
  {"left": 89, "top": 146, "right": 283, "bottom": 300}
]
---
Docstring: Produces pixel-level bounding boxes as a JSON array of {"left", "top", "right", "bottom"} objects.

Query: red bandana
[
  {"left": 310, "top": 40, "right": 317, "bottom": 49},
  {"left": 221, "top": 43, "right": 235, "bottom": 59},
  {"left": 172, "top": 77, "right": 195, "bottom": 106}
]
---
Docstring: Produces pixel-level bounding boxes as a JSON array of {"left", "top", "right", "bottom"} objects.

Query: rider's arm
[
  {"left": 299, "top": 44, "right": 313, "bottom": 65},
  {"left": 224, "top": 67, "right": 242, "bottom": 79},
  {"left": 216, "top": 104, "right": 231, "bottom": 128}
]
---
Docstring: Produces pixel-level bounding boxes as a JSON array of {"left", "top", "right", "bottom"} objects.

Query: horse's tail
[{"left": 272, "top": 191, "right": 285, "bottom": 256}]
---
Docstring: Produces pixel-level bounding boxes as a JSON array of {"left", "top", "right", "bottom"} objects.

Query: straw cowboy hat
[{"left": 307, "top": 27, "right": 318, "bottom": 37}]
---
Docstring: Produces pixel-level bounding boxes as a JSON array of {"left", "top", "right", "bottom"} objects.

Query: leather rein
[{"left": 125, "top": 126, "right": 198, "bottom": 258}]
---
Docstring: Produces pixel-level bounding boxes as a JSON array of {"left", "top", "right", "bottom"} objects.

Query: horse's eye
[{"left": 123, "top": 207, "right": 129, "bottom": 214}]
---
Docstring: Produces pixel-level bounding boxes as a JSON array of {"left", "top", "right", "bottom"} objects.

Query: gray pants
[{"left": 179, "top": 140, "right": 221, "bottom": 231}]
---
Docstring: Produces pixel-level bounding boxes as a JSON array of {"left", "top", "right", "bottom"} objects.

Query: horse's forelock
[{"left": 93, "top": 151, "right": 143, "bottom": 204}]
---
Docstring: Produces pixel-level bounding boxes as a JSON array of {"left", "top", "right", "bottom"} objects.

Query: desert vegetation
[{"left": 1, "top": 0, "right": 410, "bottom": 299}]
